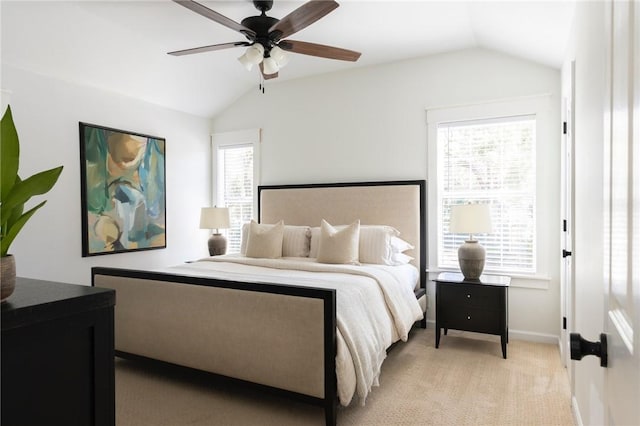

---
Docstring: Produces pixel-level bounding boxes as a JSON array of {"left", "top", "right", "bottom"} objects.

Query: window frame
[
  {"left": 426, "top": 96, "right": 554, "bottom": 279},
  {"left": 211, "top": 129, "right": 261, "bottom": 253}
]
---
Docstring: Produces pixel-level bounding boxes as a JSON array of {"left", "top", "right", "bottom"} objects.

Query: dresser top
[
  {"left": 434, "top": 272, "right": 510, "bottom": 287},
  {"left": 1, "top": 277, "right": 115, "bottom": 331}
]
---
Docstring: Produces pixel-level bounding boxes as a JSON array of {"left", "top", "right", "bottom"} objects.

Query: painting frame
[{"left": 79, "top": 122, "right": 166, "bottom": 257}]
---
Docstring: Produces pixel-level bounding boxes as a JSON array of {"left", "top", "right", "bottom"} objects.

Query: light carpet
[{"left": 115, "top": 328, "right": 574, "bottom": 425}]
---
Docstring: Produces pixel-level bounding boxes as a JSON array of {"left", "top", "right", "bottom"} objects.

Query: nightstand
[{"left": 434, "top": 272, "right": 510, "bottom": 358}]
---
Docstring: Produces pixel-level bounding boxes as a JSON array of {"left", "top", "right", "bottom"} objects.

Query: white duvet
[{"left": 158, "top": 255, "right": 423, "bottom": 406}]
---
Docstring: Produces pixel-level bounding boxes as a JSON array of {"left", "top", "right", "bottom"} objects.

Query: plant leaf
[
  {"left": 0, "top": 105, "right": 19, "bottom": 204},
  {"left": 0, "top": 200, "right": 46, "bottom": 257},
  {"left": 0, "top": 166, "right": 63, "bottom": 226},
  {"left": 0, "top": 176, "right": 22, "bottom": 236},
  {"left": 5, "top": 201, "right": 24, "bottom": 236},
  {"left": 3, "top": 176, "right": 24, "bottom": 234}
]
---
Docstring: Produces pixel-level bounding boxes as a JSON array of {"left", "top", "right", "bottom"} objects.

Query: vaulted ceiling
[{"left": 1, "top": 1, "right": 575, "bottom": 118}]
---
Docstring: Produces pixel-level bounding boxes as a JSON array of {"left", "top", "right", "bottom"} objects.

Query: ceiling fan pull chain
[{"left": 258, "top": 73, "right": 265, "bottom": 94}]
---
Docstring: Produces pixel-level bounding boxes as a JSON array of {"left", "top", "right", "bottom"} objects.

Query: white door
[
  {"left": 603, "top": 1, "right": 639, "bottom": 423},
  {"left": 572, "top": 1, "right": 639, "bottom": 423}
]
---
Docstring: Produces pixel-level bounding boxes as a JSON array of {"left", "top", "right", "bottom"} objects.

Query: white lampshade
[
  {"left": 200, "top": 207, "right": 230, "bottom": 230},
  {"left": 262, "top": 56, "right": 279, "bottom": 75},
  {"left": 270, "top": 45, "right": 289, "bottom": 67},
  {"left": 238, "top": 44, "right": 264, "bottom": 71},
  {"left": 450, "top": 203, "right": 492, "bottom": 236}
]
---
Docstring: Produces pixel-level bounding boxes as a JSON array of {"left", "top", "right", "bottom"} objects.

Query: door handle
[
  {"left": 570, "top": 333, "right": 608, "bottom": 367},
  {"left": 562, "top": 249, "right": 572, "bottom": 258}
]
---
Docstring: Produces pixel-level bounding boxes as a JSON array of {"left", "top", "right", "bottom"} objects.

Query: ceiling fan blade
[
  {"left": 269, "top": 0, "right": 339, "bottom": 41},
  {"left": 279, "top": 40, "right": 361, "bottom": 62},
  {"left": 168, "top": 41, "right": 250, "bottom": 56},
  {"left": 172, "top": 0, "right": 256, "bottom": 38},
  {"left": 259, "top": 63, "right": 279, "bottom": 80}
]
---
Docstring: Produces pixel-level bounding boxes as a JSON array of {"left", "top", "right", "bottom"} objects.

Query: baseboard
[
  {"left": 425, "top": 320, "right": 559, "bottom": 344},
  {"left": 509, "top": 329, "right": 559, "bottom": 344}
]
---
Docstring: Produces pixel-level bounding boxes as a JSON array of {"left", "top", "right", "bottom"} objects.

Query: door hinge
[
  {"left": 563, "top": 219, "right": 567, "bottom": 232},
  {"left": 563, "top": 317, "right": 567, "bottom": 330},
  {"left": 563, "top": 121, "right": 567, "bottom": 134},
  {"left": 563, "top": 249, "right": 572, "bottom": 258}
]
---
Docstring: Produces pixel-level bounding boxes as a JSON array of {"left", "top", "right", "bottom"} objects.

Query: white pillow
[
  {"left": 390, "top": 252, "right": 414, "bottom": 265},
  {"left": 390, "top": 236, "right": 414, "bottom": 253},
  {"left": 245, "top": 220, "right": 284, "bottom": 259},
  {"left": 316, "top": 219, "right": 360, "bottom": 265},
  {"left": 241, "top": 223, "right": 311, "bottom": 257}
]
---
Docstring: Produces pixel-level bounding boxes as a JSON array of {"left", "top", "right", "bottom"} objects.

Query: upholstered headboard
[{"left": 258, "top": 180, "right": 426, "bottom": 289}]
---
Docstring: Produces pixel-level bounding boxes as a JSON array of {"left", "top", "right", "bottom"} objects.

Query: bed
[{"left": 92, "top": 180, "right": 427, "bottom": 426}]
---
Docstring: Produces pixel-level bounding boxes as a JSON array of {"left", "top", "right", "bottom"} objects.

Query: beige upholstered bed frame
[
  {"left": 93, "top": 180, "right": 426, "bottom": 426},
  {"left": 259, "top": 182, "right": 424, "bottom": 277}
]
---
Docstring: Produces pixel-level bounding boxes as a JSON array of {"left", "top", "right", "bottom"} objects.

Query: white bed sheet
[{"left": 158, "top": 255, "right": 422, "bottom": 406}]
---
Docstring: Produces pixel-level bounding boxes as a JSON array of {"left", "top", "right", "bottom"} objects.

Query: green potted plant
[{"left": 0, "top": 105, "right": 63, "bottom": 301}]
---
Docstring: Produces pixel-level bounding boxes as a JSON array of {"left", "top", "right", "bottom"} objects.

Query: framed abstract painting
[{"left": 79, "top": 123, "right": 166, "bottom": 256}]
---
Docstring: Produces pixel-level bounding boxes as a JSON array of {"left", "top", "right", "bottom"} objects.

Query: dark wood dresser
[
  {"left": 434, "top": 272, "right": 510, "bottom": 358},
  {"left": 1, "top": 277, "right": 116, "bottom": 426}
]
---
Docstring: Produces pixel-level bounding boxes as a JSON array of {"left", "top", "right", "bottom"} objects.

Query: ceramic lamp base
[
  {"left": 458, "top": 240, "right": 486, "bottom": 280},
  {"left": 208, "top": 233, "right": 227, "bottom": 256}
]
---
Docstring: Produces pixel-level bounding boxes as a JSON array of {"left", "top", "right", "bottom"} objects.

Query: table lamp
[
  {"left": 449, "top": 203, "right": 492, "bottom": 279},
  {"left": 200, "top": 207, "right": 230, "bottom": 256}
]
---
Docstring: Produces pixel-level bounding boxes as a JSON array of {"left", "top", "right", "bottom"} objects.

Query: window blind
[
  {"left": 437, "top": 115, "right": 536, "bottom": 273},
  {"left": 218, "top": 144, "right": 254, "bottom": 253}
]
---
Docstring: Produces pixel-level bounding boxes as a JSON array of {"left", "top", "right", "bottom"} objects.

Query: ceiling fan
[{"left": 168, "top": 0, "right": 361, "bottom": 80}]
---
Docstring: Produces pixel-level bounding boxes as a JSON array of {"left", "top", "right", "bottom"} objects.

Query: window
[
  {"left": 438, "top": 116, "right": 536, "bottom": 273},
  {"left": 212, "top": 130, "right": 260, "bottom": 254},
  {"left": 427, "top": 96, "right": 552, "bottom": 277}
]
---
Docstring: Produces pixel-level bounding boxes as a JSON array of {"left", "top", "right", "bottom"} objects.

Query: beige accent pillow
[
  {"left": 241, "top": 223, "right": 311, "bottom": 257},
  {"left": 245, "top": 220, "right": 284, "bottom": 259},
  {"left": 316, "top": 219, "right": 360, "bottom": 264}
]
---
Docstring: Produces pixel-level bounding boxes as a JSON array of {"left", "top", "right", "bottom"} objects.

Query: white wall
[
  {"left": 2, "top": 64, "right": 212, "bottom": 286},
  {"left": 562, "top": 2, "right": 607, "bottom": 425},
  {"left": 212, "top": 48, "right": 562, "bottom": 340}
]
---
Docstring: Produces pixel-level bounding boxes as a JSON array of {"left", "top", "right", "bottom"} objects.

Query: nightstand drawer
[
  {"left": 438, "top": 284, "right": 501, "bottom": 309},
  {"left": 441, "top": 307, "right": 501, "bottom": 334}
]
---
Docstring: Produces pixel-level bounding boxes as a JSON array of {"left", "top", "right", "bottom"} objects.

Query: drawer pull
[
  {"left": 467, "top": 315, "right": 471, "bottom": 320},
  {"left": 467, "top": 294, "right": 471, "bottom": 298}
]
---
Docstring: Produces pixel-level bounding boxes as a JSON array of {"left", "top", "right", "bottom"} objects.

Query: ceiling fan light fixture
[
  {"left": 238, "top": 43, "right": 265, "bottom": 70},
  {"left": 262, "top": 56, "right": 279, "bottom": 75},
  {"left": 270, "top": 45, "right": 289, "bottom": 67},
  {"left": 237, "top": 52, "right": 255, "bottom": 71}
]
